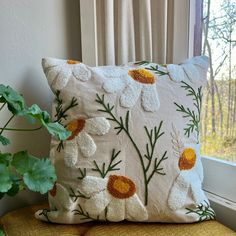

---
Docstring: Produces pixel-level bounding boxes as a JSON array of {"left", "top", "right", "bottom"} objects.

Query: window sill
[
  {"left": 205, "top": 191, "right": 236, "bottom": 231},
  {"left": 202, "top": 156, "right": 236, "bottom": 203}
]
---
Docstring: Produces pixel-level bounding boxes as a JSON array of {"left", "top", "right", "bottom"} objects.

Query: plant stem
[
  {"left": 0, "top": 115, "right": 15, "bottom": 135},
  {"left": 0, "top": 126, "right": 42, "bottom": 132},
  {"left": 0, "top": 102, "right": 6, "bottom": 112}
]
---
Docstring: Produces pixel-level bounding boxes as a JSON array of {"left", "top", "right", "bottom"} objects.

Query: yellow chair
[{"left": 1, "top": 204, "right": 235, "bottom": 236}]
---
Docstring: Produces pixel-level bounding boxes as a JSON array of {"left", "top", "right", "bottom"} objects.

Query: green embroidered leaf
[
  {"left": 38, "top": 209, "right": 52, "bottom": 223},
  {"left": 77, "top": 168, "right": 87, "bottom": 180},
  {"left": 186, "top": 201, "right": 216, "bottom": 222},
  {"left": 12, "top": 151, "right": 57, "bottom": 194},
  {"left": 134, "top": 60, "right": 151, "bottom": 66},
  {"left": 174, "top": 81, "right": 203, "bottom": 141},
  {"left": 69, "top": 187, "right": 90, "bottom": 202},
  {"left": 0, "top": 164, "right": 12, "bottom": 192},
  {"left": 95, "top": 94, "right": 168, "bottom": 205},
  {"left": 72, "top": 204, "right": 98, "bottom": 221},
  {"left": 0, "top": 84, "right": 25, "bottom": 114},
  {"left": 54, "top": 90, "right": 78, "bottom": 123},
  {"left": 92, "top": 149, "right": 122, "bottom": 178},
  {"left": 145, "top": 65, "right": 169, "bottom": 76},
  {"left": 0, "top": 135, "right": 10, "bottom": 146}
]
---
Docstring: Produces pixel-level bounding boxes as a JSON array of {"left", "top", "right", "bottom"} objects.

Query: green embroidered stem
[
  {"left": 92, "top": 149, "right": 122, "bottom": 178},
  {"left": 134, "top": 61, "right": 151, "bottom": 66},
  {"left": 69, "top": 187, "right": 90, "bottom": 202},
  {"left": 147, "top": 151, "right": 168, "bottom": 184},
  {"left": 186, "top": 201, "right": 216, "bottom": 222},
  {"left": 54, "top": 90, "right": 78, "bottom": 151},
  {"left": 174, "top": 81, "right": 203, "bottom": 141},
  {"left": 95, "top": 94, "right": 167, "bottom": 205},
  {"left": 134, "top": 61, "right": 169, "bottom": 76},
  {"left": 38, "top": 209, "right": 52, "bottom": 223},
  {"left": 56, "top": 140, "right": 64, "bottom": 152},
  {"left": 145, "top": 65, "right": 169, "bottom": 76},
  {"left": 54, "top": 90, "right": 78, "bottom": 123},
  {"left": 73, "top": 204, "right": 99, "bottom": 221},
  {"left": 77, "top": 168, "right": 87, "bottom": 180}
]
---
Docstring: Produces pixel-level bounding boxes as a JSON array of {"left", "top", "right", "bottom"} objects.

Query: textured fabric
[
  {"left": 80, "top": 0, "right": 189, "bottom": 65},
  {"left": 0, "top": 204, "right": 94, "bottom": 236},
  {"left": 1, "top": 204, "right": 235, "bottom": 236},
  {"left": 85, "top": 221, "right": 236, "bottom": 236},
  {"left": 35, "top": 56, "right": 214, "bottom": 224}
]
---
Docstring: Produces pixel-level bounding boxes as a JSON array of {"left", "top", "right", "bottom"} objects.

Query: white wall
[{"left": 0, "top": 0, "right": 81, "bottom": 216}]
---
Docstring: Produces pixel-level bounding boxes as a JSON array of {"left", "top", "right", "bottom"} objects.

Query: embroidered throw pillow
[{"left": 35, "top": 56, "right": 215, "bottom": 224}]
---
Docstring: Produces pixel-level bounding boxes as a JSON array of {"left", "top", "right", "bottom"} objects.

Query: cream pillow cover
[{"left": 35, "top": 56, "right": 215, "bottom": 224}]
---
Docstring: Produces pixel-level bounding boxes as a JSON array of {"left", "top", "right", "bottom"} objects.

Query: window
[{"left": 201, "top": 0, "right": 236, "bottom": 163}]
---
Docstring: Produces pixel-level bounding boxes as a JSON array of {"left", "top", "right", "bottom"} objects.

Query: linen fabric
[{"left": 35, "top": 56, "right": 215, "bottom": 224}]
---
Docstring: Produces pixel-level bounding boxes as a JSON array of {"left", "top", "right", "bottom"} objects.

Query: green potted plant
[{"left": 0, "top": 84, "right": 70, "bottom": 234}]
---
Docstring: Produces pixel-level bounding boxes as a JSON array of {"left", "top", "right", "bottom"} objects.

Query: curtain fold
[{"left": 80, "top": 0, "right": 190, "bottom": 66}]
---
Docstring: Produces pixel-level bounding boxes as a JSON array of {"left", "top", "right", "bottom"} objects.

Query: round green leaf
[
  {"left": 23, "top": 159, "right": 57, "bottom": 194},
  {"left": 0, "top": 164, "right": 12, "bottom": 192}
]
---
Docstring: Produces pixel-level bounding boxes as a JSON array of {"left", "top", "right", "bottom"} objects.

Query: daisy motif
[
  {"left": 42, "top": 58, "right": 91, "bottom": 91},
  {"left": 103, "top": 68, "right": 160, "bottom": 112},
  {"left": 48, "top": 183, "right": 73, "bottom": 211},
  {"left": 80, "top": 175, "right": 148, "bottom": 222},
  {"left": 167, "top": 56, "right": 209, "bottom": 82},
  {"left": 168, "top": 146, "right": 207, "bottom": 210},
  {"left": 64, "top": 117, "right": 110, "bottom": 167}
]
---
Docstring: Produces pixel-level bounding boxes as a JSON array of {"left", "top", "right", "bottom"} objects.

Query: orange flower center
[
  {"left": 67, "top": 59, "right": 81, "bottom": 65},
  {"left": 67, "top": 119, "right": 86, "bottom": 140},
  {"left": 179, "top": 148, "right": 197, "bottom": 170},
  {"left": 49, "top": 184, "right": 57, "bottom": 197},
  {"left": 128, "top": 69, "right": 156, "bottom": 84},
  {"left": 107, "top": 175, "right": 136, "bottom": 199}
]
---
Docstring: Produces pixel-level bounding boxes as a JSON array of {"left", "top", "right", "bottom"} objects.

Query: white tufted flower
[
  {"left": 63, "top": 117, "right": 110, "bottom": 167},
  {"left": 102, "top": 68, "right": 160, "bottom": 112},
  {"left": 80, "top": 175, "right": 148, "bottom": 222},
  {"left": 48, "top": 183, "right": 73, "bottom": 211},
  {"left": 42, "top": 58, "right": 91, "bottom": 91},
  {"left": 167, "top": 56, "right": 209, "bottom": 82},
  {"left": 168, "top": 144, "right": 208, "bottom": 210}
]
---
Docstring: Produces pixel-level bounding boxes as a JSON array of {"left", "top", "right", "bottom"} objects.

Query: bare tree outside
[{"left": 201, "top": 0, "right": 236, "bottom": 162}]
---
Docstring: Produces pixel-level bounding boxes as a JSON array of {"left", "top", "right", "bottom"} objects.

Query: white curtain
[{"left": 80, "top": 0, "right": 192, "bottom": 66}]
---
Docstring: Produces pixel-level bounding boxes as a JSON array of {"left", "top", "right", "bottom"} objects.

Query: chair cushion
[
  {"left": 0, "top": 204, "right": 95, "bottom": 236},
  {"left": 1, "top": 204, "right": 235, "bottom": 236},
  {"left": 85, "top": 221, "right": 236, "bottom": 236}
]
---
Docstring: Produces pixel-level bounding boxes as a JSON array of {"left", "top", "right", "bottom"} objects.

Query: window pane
[{"left": 201, "top": 0, "right": 236, "bottom": 162}]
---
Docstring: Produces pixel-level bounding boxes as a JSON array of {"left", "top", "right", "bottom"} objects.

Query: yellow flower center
[
  {"left": 128, "top": 69, "right": 156, "bottom": 84},
  {"left": 113, "top": 179, "right": 130, "bottom": 194},
  {"left": 179, "top": 148, "right": 197, "bottom": 170},
  {"left": 67, "top": 59, "right": 81, "bottom": 65},
  {"left": 67, "top": 119, "right": 86, "bottom": 140},
  {"left": 107, "top": 175, "right": 136, "bottom": 199}
]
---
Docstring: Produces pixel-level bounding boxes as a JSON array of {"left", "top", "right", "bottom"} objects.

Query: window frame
[{"left": 190, "top": 0, "right": 236, "bottom": 231}]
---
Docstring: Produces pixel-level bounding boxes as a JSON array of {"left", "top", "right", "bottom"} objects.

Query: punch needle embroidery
[
  {"left": 80, "top": 175, "right": 148, "bottom": 222},
  {"left": 63, "top": 117, "right": 110, "bottom": 166},
  {"left": 103, "top": 68, "right": 160, "bottom": 112}
]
